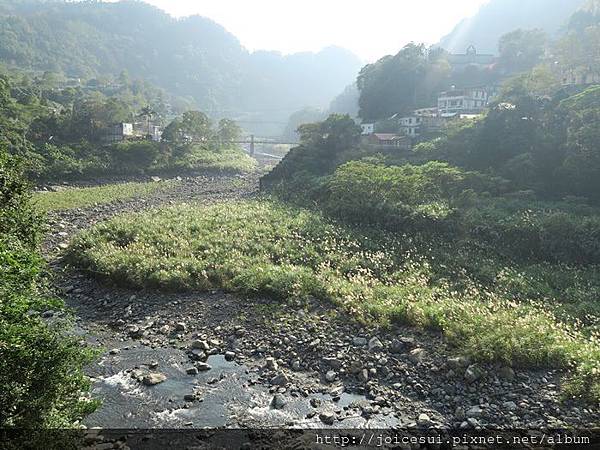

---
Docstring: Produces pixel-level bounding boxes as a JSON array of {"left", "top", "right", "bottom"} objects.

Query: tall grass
[
  {"left": 68, "top": 199, "right": 600, "bottom": 402},
  {"left": 34, "top": 180, "right": 180, "bottom": 212}
]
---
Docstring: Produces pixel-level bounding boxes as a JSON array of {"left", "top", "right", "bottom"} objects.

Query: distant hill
[
  {"left": 0, "top": 0, "right": 362, "bottom": 135},
  {"left": 439, "top": 0, "right": 586, "bottom": 54},
  {"left": 569, "top": 0, "right": 600, "bottom": 30}
]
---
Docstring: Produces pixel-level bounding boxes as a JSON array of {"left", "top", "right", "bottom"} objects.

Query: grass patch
[
  {"left": 34, "top": 180, "right": 180, "bottom": 212},
  {"left": 168, "top": 145, "right": 257, "bottom": 174},
  {"left": 68, "top": 199, "right": 600, "bottom": 402}
]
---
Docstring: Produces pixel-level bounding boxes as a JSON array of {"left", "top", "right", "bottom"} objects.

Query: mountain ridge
[
  {"left": 439, "top": 0, "right": 587, "bottom": 54},
  {"left": 0, "top": 0, "right": 362, "bottom": 135}
]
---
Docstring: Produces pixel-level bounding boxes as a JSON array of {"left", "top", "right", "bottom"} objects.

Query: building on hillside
[
  {"left": 150, "top": 125, "right": 163, "bottom": 142},
  {"left": 398, "top": 115, "right": 422, "bottom": 137},
  {"left": 447, "top": 45, "right": 496, "bottom": 72},
  {"left": 438, "top": 87, "right": 491, "bottom": 117},
  {"left": 396, "top": 108, "right": 448, "bottom": 137},
  {"left": 361, "top": 123, "right": 375, "bottom": 135},
  {"left": 132, "top": 122, "right": 164, "bottom": 141},
  {"left": 367, "top": 133, "right": 411, "bottom": 150},
  {"left": 104, "top": 122, "right": 134, "bottom": 143}
]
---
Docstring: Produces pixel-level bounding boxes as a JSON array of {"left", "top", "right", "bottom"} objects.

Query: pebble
[
  {"left": 389, "top": 339, "right": 404, "bottom": 354},
  {"left": 271, "top": 394, "right": 287, "bottom": 409},
  {"left": 503, "top": 401, "right": 518, "bottom": 411},
  {"left": 467, "top": 406, "right": 483, "bottom": 418},
  {"left": 417, "top": 413, "right": 432, "bottom": 426},
  {"left": 271, "top": 373, "right": 288, "bottom": 386},
  {"left": 190, "top": 340, "right": 209, "bottom": 351},
  {"left": 359, "top": 369, "right": 369, "bottom": 382},
  {"left": 265, "top": 357, "right": 279, "bottom": 371},
  {"left": 408, "top": 348, "right": 426, "bottom": 363},
  {"left": 465, "top": 364, "right": 484, "bottom": 383},
  {"left": 368, "top": 337, "right": 384, "bottom": 352},
  {"left": 353, "top": 337, "right": 367, "bottom": 346},
  {"left": 323, "top": 357, "right": 342, "bottom": 369},
  {"left": 196, "top": 362, "right": 212, "bottom": 371},
  {"left": 319, "top": 412, "right": 335, "bottom": 425}
]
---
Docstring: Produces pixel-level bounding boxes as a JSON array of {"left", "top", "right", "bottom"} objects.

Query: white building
[
  {"left": 398, "top": 116, "right": 422, "bottom": 137},
  {"left": 438, "top": 87, "right": 490, "bottom": 117},
  {"left": 104, "top": 122, "right": 134, "bottom": 143},
  {"left": 150, "top": 125, "right": 163, "bottom": 142},
  {"left": 361, "top": 123, "right": 375, "bottom": 135}
]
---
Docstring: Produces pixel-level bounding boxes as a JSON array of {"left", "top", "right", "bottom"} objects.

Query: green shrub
[
  {"left": 0, "top": 149, "right": 97, "bottom": 428},
  {"left": 466, "top": 199, "right": 600, "bottom": 264},
  {"left": 321, "top": 161, "right": 504, "bottom": 230},
  {"left": 110, "top": 141, "right": 161, "bottom": 173}
]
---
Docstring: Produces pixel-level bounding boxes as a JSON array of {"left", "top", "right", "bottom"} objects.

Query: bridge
[{"left": 235, "top": 135, "right": 300, "bottom": 157}]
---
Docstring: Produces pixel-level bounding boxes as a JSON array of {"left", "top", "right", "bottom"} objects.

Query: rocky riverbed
[{"left": 43, "top": 167, "right": 600, "bottom": 431}]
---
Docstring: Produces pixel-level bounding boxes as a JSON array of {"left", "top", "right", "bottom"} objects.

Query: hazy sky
[{"left": 142, "top": 0, "right": 489, "bottom": 62}]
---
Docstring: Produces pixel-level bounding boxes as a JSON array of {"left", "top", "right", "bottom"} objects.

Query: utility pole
[{"left": 250, "top": 134, "right": 255, "bottom": 156}]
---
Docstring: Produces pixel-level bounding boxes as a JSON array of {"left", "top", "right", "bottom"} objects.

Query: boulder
[{"left": 142, "top": 373, "right": 166, "bottom": 386}]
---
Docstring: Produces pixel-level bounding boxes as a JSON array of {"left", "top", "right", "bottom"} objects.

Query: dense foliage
[
  {"left": 357, "top": 44, "right": 451, "bottom": 121},
  {"left": 0, "top": 149, "right": 96, "bottom": 428},
  {"left": 422, "top": 85, "right": 600, "bottom": 200},
  {"left": 0, "top": 73, "right": 254, "bottom": 180}
]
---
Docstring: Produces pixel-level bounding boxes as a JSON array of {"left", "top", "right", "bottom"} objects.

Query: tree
[
  {"left": 498, "top": 29, "right": 547, "bottom": 73},
  {"left": 261, "top": 114, "right": 362, "bottom": 190},
  {"left": 217, "top": 118, "right": 242, "bottom": 143},
  {"left": 297, "top": 114, "right": 361, "bottom": 155},
  {"left": 357, "top": 43, "right": 450, "bottom": 121},
  {"left": 138, "top": 105, "right": 156, "bottom": 137},
  {"left": 162, "top": 111, "right": 213, "bottom": 144},
  {"left": 282, "top": 108, "right": 325, "bottom": 142},
  {"left": 559, "top": 86, "right": 600, "bottom": 197}
]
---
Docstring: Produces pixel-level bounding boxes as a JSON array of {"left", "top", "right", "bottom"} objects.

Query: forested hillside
[
  {"left": 0, "top": 0, "right": 362, "bottom": 135},
  {"left": 439, "top": 0, "right": 585, "bottom": 54}
]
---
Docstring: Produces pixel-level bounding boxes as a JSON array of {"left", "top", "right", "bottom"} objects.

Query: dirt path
[{"left": 44, "top": 169, "right": 599, "bottom": 430}]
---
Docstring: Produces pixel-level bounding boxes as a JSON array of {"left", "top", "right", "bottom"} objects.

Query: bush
[
  {"left": 110, "top": 140, "right": 161, "bottom": 173},
  {"left": 321, "top": 161, "right": 504, "bottom": 230},
  {"left": 0, "top": 148, "right": 97, "bottom": 428},
  {"left": 465, "top": 199, "right": 600, "bottom": 264}
]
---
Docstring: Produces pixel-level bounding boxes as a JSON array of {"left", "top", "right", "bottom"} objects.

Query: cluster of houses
[
  {"left": 104, "top": 122, "right": 163, "bottom": 144},
  {"left": 360, "top": 85, "right": 497, "bottom": 150},
  {"left": 360, "top": 44, "right": 600, "bottom": 151}
]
